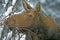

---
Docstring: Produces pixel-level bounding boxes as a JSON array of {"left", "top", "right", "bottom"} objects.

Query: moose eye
[{"left": 29, "top": 15, "right": 32, "bottom": 17}]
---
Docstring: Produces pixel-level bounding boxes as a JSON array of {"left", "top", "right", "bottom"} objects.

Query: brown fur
[{"left": 4, "top": 0, "right": 60, "bottom": 40}]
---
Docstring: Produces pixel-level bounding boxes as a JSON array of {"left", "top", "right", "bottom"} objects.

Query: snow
[
  {"left": 6, "top": 31, "right": 12, "bottom": 40},
  {"left": 0, "top": 0, "right": 60, "bottom": 40},
  {"left": 20, "top": 33, "right": 26, "bottom": 40},
  {"left": 0, "top": 0, "right": 26, "bottom": 40},
  {"left": 4, "top": 6, "right": 13, "bottom": 16},
  {"left": 12, "top": 0, "right": 17, "bottom": 6}
]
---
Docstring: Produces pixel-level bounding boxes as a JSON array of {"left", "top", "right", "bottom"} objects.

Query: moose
[{"left": 4, "top": 0, "right": 60, "bottom": 40}]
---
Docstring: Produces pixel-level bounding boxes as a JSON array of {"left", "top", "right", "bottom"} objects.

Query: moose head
[
  {"left": 4, "top": 0, "right": 42, "bottom": 28},
  {"left": 4, "top": 0, "right": 58, "bottom": 30}
]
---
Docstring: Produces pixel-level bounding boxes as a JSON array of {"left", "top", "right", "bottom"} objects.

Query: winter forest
[{"left": 0, "top": 0, "right": 60, "bottom": 40}]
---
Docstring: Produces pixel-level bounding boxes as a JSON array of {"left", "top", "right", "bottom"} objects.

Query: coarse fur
[{"left": 4, "top": 0, "right": 60, "bottom": 40}]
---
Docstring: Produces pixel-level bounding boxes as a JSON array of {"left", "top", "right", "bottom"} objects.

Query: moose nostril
[
  {"left": 4, "top": 21, "right": 8, "bottom": 25},
  {"left": 8, "top": 25, "right": 15, "bottom": 30},
  {"left": 9, "top": 27, "right": 14, "bottom": 30}
]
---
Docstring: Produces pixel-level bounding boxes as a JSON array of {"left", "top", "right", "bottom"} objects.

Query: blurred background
[{"left": 0, "top": 0, "right": 60, "bottom": 40}]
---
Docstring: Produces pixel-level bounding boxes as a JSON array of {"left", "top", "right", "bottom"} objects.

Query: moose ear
[
  {"left": 36, "top": 2, "right": 41, "bottom": 12},
  {"left": 22, "top": 0, "right": 32, "bottom": 11}
]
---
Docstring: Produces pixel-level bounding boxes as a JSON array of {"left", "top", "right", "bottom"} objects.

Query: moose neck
[{"left": 39, "top": 12, "right": 58, "bottom": 30}]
